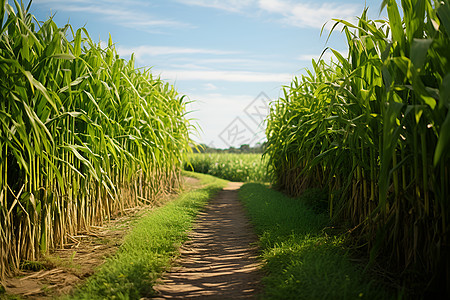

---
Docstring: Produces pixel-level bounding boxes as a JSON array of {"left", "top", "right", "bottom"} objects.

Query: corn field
[
  {"left": 0, "top": 0, "right": 192, "bottom": 278},
  {"left": 184, "top": 153, "right": 269, "bottom": 182},
  {"left": 265, "top": 0, "right": 449, "bottom": 294}
]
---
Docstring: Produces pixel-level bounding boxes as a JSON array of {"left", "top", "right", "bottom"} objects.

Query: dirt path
[{"left": 153, "top": 182, "right": 262, "bottom": 299}]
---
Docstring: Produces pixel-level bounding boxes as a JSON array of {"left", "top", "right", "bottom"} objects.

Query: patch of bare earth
[
  {"left": 3, "top": 215, "right": 135, "bottom": 299},
  {"left": 152, "top": 182, "right": 263, "bottom": 299},
  {"left": 2, "top": 176, "right": 201, "bottom": 300}
]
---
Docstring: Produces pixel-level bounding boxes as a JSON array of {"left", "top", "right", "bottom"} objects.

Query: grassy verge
[
  {"left": 239, "top": 183, "right": 396, "bottom": 300},
  {"left": 68, "top": 172, "right": 227, "bottom": 299}
]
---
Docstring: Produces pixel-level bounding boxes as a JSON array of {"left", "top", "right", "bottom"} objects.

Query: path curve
[{"left": 153, "top": 182, "right": 262, "bottom": 299}]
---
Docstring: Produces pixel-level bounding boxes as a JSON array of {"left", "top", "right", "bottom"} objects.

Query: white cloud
[
  {"left": 166, "top": 56, "right": 294, "bottom": 73},
  {"left": 117, "top": 45, "right": 238, "bottom": 59},
  {"left": 258, "top": 0, "right": 359, "bottom": 29},
  {"left": 115, "top": 45, "right": 293, "bottom": 83},
  {"left": 176, "top": 0, "right": 359, "bottom": 30},
  {"left": 191, "top": 58, "right": 262, "bottom": 65},
  {"left": 156, "top": 69, "right": 293, "bottom": 83},
  {"left": 35, "top": 0, "right": 191, "bottom": 31},
  {"left": 258, "top": 0, "right": 287, "bottom": 13},
  {"left": 203, "top": 83, "right": 218, "bottom": 90},
  {"left": 168, "top": 63, "right": 211, "bottom": 70},
  {"left": 175, "top": 0, "right": 255, "bottom": 13}
]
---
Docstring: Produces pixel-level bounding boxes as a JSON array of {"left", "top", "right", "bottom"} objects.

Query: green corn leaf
[
  {"left": 20, "top": 70, "right": 58, "bottom": 112},
  {"left": 410, "top": 38, "right": 433, "bottom": 71},
  {"left": 21, "top": 97, "right": 54, "bottom": 148},
  {"left": 62, "top": 145, "right": 99, "bottom": 182},
  {"left": 439, "top": 73, "right": 450, "bottom": 110},
  {"left": 53, "top": 156, "right": 85, "bottom": 179},
  {"left": 0, "top": 0, "right": 6, "bottom": 26},
  {"left": 51, "top": 53, "right": 75, "bottom": 60},
  {"left": 12, "top": 0, "right": 22, "bottom": 20},
  {"left": 16, "top": 15, "right": 43, "bottom": 52},
  {"left": 437, "top": 0, "right": 450, "bottom": 35},
  {"left": 434, "top": 110, "right": 450, "bottom": 166},
  {"left": 330, "top": 48, "right": 351, "bottom": 70},
  {"left": 21, "top": 33, "right": 29, "bottom": 61},
  {"left": 74, "top": 28, "right": 82, "bottom": 57},
  {"left": 386, "top": 0, "right": 405, "bottom": 51},
  {"left": 22, "top": 70, "right": 35, "bottom": 93},
  {"left": 58, "top": 75, "right": 87, "bottom": 93},
  {"left": 403, "top": 0, "right": 426, "bottom": 41},
  {"left": 380, "top": 0, "right": 390, "bottom": 13},
  {"left": 392, "top": 56, "right": 437, "bottom": 109}
]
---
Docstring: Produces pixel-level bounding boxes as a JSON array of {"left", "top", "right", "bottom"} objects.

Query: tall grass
[
  {"left": 0, "top": 0, "right": 192, "bottom": 279},
  {"left": 265, "top": 0, "right": 449, "bottom": 295}
]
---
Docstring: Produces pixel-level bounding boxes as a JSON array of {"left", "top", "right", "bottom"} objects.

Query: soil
[{"left": 152, "top": 182, "right": 263, "bottom": 299}]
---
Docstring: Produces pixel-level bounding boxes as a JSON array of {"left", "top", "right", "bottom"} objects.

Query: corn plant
[
  {"left": 265, "top": 0, "right": 449, "bottom": 294},
  {"left": 0, "top": 0, "right": 192, "bottom": 279}
]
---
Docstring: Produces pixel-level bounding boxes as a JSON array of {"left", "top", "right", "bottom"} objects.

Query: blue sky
[{"left": 30, "top": 0, "right": 387, "bottom": 148}]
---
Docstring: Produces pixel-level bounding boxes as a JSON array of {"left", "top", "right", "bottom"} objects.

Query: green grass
[
  {"left": 67, "top": 172, "right": 227, "bottom": 299},
  {"left": 184, "top": 153, "right": 269, "bottom": 182},
  {"left": 239, "top": 183, "right": 396, "bottom": 300}
]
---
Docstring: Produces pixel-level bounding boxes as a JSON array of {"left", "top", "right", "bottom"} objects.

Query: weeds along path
[{"left": 153, "top": 182, "right": 262, "bottom": 299}]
